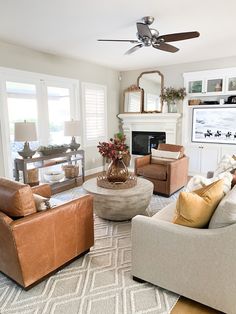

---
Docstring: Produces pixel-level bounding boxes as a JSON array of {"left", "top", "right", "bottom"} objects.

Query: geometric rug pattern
[{"left": 0, "top": 187, "right": 179, "bottom": 314}]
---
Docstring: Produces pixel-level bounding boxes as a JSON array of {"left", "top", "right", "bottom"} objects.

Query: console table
[{"left": 14, "top": 150, "right": 85, "bottom": 194}]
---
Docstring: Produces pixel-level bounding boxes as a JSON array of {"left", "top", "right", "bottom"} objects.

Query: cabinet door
[
  {"left": 220, "top": 146, "right": 236, "bottom": 158},
  {"left": 185, "top": 146, "right": 201, "bottom": 175},
  {"left": 226, "top": 76, "right": 236, "bottom": 95},
  {"left": 205, "top": 77, "right": 224, "bottom": 95},
  {"left": 201, "top": 147, "right": 219, "bottom": 175},
  {"left": 188, "top": 80, "right": 203, "bottom": 95}
]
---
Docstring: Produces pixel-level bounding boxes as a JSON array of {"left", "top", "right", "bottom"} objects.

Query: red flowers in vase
[{"left": 97, "top": 133, "right": 129, "bottom": 161}]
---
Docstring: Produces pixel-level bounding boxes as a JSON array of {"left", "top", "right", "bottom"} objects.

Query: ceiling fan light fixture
[
  {"left": 141, "top": 16, "right": 154, "bottom": 25},
  {"left": 98, "top": 16, "right": 200, "bottom": 55}
]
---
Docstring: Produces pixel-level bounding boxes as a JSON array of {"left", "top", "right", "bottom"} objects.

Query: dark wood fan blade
[
  {"left": 125, "top": 44, "right": 143, "bottom": 55},
  {"left": 98, "top": 39, "right": 139, "bottom": 43},
  {"left": 157, "top": 31, "right": 200, "bottom": 42},
  {"left": 136, "top": 22, "right": 152, "bottom": 39},
  {"left": 153, "top": 42, "right": 179, "bottom": 53}
]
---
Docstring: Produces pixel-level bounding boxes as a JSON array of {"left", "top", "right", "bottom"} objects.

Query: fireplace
[{"left": 132, "top": 131, "right": 166, "bottom": 155}]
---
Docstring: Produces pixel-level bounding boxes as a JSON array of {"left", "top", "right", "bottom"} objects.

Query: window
[
  {"left": 0, "top": 68, "right": 79, "bottom": 177},
  {"left": 47, "top": 86, "right": 71, "bottom": 144},
  {"left": 6, "top": 81, "right": 39, "bottom": 165},
  {"left": 82, "top": 83, "right": 107, "bottom": 145}
]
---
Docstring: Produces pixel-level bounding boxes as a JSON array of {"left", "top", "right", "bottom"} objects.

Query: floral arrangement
[
  {"left": 97, "top": 133, "right": 129, "bottom": 160},
  {"left": 161, "top": 87, "right": 186, "bottom": 102}
]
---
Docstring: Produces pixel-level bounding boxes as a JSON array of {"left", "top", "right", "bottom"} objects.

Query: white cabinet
[
  {"left": 226, "top": 76, "right": 236, "bottom": 95},
  {"left": 186, "top": 145, "right": 219, "bottom": 176},
  {"left": 187, "top": 76, "right": 224, "bottom": 96}
]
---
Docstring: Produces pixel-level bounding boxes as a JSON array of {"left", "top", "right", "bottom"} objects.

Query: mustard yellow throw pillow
[{"left": 173, "top": 179, "right": 224, "bottom": 228}]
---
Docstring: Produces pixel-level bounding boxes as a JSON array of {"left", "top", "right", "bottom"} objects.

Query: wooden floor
[
  {"left": 171, "top": 297, "right": 223, "bottom": 314},
  {"left": 86, "top": 173, "right": 224, "bottom": 314}
]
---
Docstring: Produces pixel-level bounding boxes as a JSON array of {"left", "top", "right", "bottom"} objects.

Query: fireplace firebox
[{"left": 132, "top": 131, "right": 166, "bottom": 155}]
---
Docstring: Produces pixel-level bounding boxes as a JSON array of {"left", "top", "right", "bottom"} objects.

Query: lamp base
[
  {"left": 70, "top": 136, "right": 80, "bottom": 151},
  {"left": 18, "top": 142, "right": 36, "bottom": 159}
]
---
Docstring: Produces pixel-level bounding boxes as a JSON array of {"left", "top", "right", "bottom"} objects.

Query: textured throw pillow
[
  {"left": 33, "top": 194, "right": 52, "bottom": 211},
  {"left": 214, "top": 154, "right": 236, "bottom": 176},
  {"left": 186, "top": 171, "right": 233, "bottom": 195},
  {"left": 209, "top": 185, "right": 236, "bottom": 229},
  {"left": 151, "top": 148, "right": 180, "bottom": 159},
  {"left": 173, "top": 179, "right": 224, "bottom": 228}
]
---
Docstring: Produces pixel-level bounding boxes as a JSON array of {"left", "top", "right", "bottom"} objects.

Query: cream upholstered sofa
[{"left": 131, "top": 193, "right": 236, "bottom": 314}]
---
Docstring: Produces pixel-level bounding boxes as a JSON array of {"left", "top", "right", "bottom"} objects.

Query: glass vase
[
  {"left": 168, "top": 101, "right": 178, "bottom": 113},
  {"left": 107, "top": 158, "right": 129, "bottom": 183}
]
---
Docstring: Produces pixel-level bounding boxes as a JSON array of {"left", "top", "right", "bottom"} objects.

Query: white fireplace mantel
[{"left": 118, "top": 113, "right": 182, "bottom": 149}]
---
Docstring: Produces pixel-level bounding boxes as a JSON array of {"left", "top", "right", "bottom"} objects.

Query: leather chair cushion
[
  {"left": 0, "top": 178, "right": 36, "bottom": 217},
  {"left": 136, "top": 164, "right": 167, "bottom": 181}
]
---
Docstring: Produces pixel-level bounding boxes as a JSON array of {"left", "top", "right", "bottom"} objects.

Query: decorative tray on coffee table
[{"left": 97, "top": 175, "right": 137, "bottom": 189}]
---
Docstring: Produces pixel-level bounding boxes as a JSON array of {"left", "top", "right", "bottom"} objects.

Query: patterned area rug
[{"left": 0, "top": 187, "right": 180, "bottom": 314}]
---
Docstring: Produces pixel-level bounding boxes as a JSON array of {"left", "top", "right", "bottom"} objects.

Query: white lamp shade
[
  {"left": 64, "top": 120, "right": 80, "bottom": 136},
  {"left": 14, "top": 122, "right": 37, "bottom": 142}
]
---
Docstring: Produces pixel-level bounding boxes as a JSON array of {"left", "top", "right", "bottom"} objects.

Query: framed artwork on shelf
[{"left": 192, "top": 107, "right": 236, "bottom": 145}]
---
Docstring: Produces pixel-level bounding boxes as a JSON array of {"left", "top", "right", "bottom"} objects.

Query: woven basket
[{"left": 62, "top": 165, "right": 79, "bottom": 179}]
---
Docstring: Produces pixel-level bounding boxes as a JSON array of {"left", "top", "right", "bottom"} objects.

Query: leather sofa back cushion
[
  {"left": 0, "top": 178, "right": 36, "bottom": 217},
  {"left": 136, "top": 164, "right": 167, "bottom": 181},
  {"left": 173, "top": 179, "right": 224, "bottom": 228}
]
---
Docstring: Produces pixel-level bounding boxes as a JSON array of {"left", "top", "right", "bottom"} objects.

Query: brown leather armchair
[
  {"left": 135, "top": 144, "right": 189, "bottom": 196},
  {"left": 0, "top": 178, "right": 94, "bottom": 289}
]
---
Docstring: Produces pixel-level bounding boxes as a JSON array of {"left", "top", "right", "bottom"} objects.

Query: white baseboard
[{"left": 85, "top": 166, "right": 103, "bottom": 176}]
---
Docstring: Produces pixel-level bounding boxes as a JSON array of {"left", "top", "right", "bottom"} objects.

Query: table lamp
[
  {"left": 14, "top": 121, "right": 37, "bottom": 158},
  {"left": 64, "top": 120, "right": 80, "bottom": 151}
]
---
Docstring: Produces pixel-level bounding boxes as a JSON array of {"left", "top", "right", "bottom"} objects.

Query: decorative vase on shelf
[
  {"left": 107, "top": 157, "right": 129, "bottom": 183},
  {"left": 162, "top": 101, "right": 168, "bottom": 113},
  {"left": 168, "top": 101, "right": 178, "bottom": 113}
]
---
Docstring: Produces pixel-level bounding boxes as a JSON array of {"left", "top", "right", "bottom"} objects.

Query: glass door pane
[
  {"left": 207, "top": 79, "right": 223, "bottom": 93},
  {"left": 47, "top": 86, "right": 71, "bottom": 144},
  {"left": 188, "top": 80, "right": 203, "bottom": 93},
  {"left": 6, "top": 81, "right": 38, "bottom": 169}
]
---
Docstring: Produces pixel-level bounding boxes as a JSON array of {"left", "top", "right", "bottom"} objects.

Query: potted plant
[{"left": 161, "top": 87, "right": 186, "bottom": 113}]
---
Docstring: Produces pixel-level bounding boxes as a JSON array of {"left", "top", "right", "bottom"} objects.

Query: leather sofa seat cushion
[
  {"left": 136, "top": 164, "right": 167, "bottom": 181},
  {"left": 0, "top": 178, "right": 36, "bottom": 217}
]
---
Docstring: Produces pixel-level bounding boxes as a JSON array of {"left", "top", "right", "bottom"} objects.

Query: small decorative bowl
[{"left": 44, "top": 171, "right": 64, "bottom": 182}]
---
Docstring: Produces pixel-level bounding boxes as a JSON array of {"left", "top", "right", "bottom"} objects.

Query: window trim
[{"left": 82, "top": 82, "right": 107, "bottom": 147}]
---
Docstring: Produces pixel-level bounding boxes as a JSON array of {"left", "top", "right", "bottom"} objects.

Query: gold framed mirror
[
  {"left": 137, "top": 70, "right": 164, "bottom": 113},
  {"left": 123, "top": 85, "right": 143, "bottom": 113}
]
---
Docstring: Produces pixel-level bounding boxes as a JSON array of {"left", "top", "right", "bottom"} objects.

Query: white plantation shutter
[{"left": 82, "top": 83, "right": 107, "bottom": 145}]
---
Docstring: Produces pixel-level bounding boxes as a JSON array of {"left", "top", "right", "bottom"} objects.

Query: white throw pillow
[
  {"left": 186, "top": 171, "right": 233, "bottom": 195},
  {"left": 209, "top": 185, "right": 236, "bottom": 229},
  {"left": 214, "top": 154, "right": 236, "bottom": 176},
  {"left": 33, "top": 194, "right": 51, "bottom": 211},
  {"left": 151, "top": 148, "right": 180, "bottom": 159}
]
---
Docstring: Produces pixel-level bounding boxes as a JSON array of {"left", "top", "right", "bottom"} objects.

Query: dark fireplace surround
[{"left": 132, "top": 131, "right": 166, "bottom": 155}]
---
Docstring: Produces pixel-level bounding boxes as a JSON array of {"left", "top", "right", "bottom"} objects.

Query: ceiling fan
[{"left": 98, "top": 16, "right": 200, "bottom": 55}]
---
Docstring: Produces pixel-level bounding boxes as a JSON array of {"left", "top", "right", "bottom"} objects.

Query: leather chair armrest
[
  {"left": 0, "top": 212, "right": 13, "bottom": 225},
  {"left": 135, "top": 155, "right": 151, "bottom": 175},
  {"left": 167, "top": 156, "right": 189, "bottom": 194},
  {"left": 10, "top": 194, "right": 94, "bottom": 287},
  {"left": 31, "top": 184, "right": 52, "bottom": 198}
]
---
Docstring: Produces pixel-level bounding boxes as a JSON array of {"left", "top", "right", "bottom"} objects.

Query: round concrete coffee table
[{"left": 83, "top": 177, "right": 153, "bottom": 221}]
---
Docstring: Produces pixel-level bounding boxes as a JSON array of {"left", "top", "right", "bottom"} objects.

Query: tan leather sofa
[
  {"left": 0, "top": 177, "right": 94, "bottom": 289},
  {"left": 135, "top": 144, "right": 189, "bottom": 196}
]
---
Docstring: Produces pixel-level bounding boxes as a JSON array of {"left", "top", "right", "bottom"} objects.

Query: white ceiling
[{"left": 0, "top": 0, "right": 236, "bottom": 71}]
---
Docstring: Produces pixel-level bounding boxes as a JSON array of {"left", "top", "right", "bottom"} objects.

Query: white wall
[{"left": 0, "top": 41, "right": 121, "bottom": 175}]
